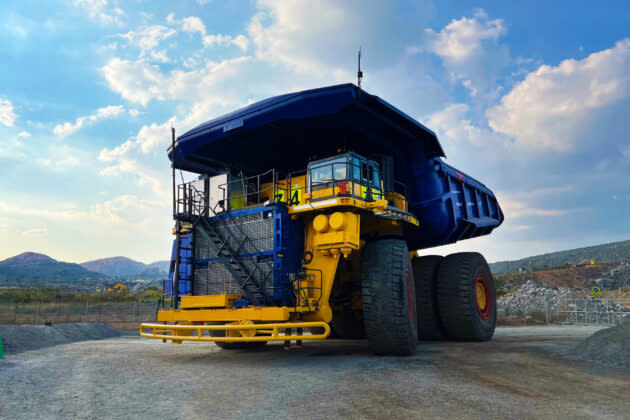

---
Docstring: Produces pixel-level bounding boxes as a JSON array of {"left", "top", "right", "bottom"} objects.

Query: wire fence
[
  {"left": 0, "top": 301, "right": 160, "bottom": 331},
  {"left": 553, "top": 298, "right": 630, "bottom": 326}
]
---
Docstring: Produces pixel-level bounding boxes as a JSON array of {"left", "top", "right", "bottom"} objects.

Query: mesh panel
[
  {"left": 193, "top": 211, "right": 276, "bottom": 298},
  {"left": 193, "top": 257, "right": 275, "bottom": 297},
  {"left": 194, "top": 211, "right": 274, "bottom": 259}
]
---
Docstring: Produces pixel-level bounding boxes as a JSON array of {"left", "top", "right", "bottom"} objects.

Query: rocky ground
[
  {"left": 2, "top": 327, "right": 630, "bottom": 419},
  {"left": 597, "top": 260, "right": 630, "bottom": 289}
]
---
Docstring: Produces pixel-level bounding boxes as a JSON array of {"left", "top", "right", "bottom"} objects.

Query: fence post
[
  {"left": 545, "top": 298, "right": 549, "bottom": 324},
  {"left": 98, "top": 305, "right": 101, "bottom": 323},
  {"left": 35, "top": 301, "right": 40, "bottom": 326},
  {"left": 133, "top": 301, "right": 137, "bottom": 323},
  {"left": 85, "top": 301, "right": 89, "bottom": 323}
]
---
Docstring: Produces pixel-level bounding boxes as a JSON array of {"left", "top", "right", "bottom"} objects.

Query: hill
[
  {"left": 146, "top": 260, "right": 170, "bottom": 273},
  {"left": 80, "top": 256, "right": 147, "bottom": 276},
  {"left": 0, "top": 252, "right": 109, "bottom": 289},
  {"left": 490, "top": 239, "right": 630, "bottom": 274}
]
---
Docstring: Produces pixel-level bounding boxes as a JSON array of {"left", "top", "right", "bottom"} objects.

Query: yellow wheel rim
[{"left": 476, "top": 282, "right": 487, "bottom": 312}]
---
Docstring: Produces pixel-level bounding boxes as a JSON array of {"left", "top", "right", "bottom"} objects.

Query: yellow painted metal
[
  {"left": 311, "top": 212, "right": 360, "bottom": 258},
  {"left": 476, "top": 282, "right": 487, "bottom": 311},
  {"left": 157, "top": 306, "right": 293, "bottom": 322},
  {"left": 180, "top": 294, "right": 241, "bottom": 309},
  {"left": 227, "top": 320, "right": 256, "bottom": 338},
  {"left": 140, "top": 321, "right": 331, "bottom": 343},
  {"left": 312, "top": 214, "right": 328, "bottom": 232}
]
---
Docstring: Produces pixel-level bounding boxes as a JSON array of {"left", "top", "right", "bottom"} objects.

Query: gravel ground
[
  {"left": 1, "top": 325, "right": 629, "bottom": 419},
  {"left": 0, "top": 323, "right": 121, "bottom": 354}
]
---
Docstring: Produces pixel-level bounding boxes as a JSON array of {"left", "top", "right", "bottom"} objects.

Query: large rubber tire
[
  {"left": 436, "top": 252, "right": 496, "bottom": 341},
  {"left": 362, "top": 239, "right": 418, "bottom": 355},
  {"left": 211, "top": 331, "right": 267, "bottom": 350},
  {"left": 412, "top": 255, "right": 446, "bottom": 340}
]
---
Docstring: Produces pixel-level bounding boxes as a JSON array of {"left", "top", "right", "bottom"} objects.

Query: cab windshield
[{"left": 310, "top": 157, "right": 347, "bottom": 185}]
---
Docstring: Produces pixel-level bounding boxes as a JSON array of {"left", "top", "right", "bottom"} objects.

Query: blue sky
[{"left": 0, "top": 0, "right": 628, "bottom": 264}]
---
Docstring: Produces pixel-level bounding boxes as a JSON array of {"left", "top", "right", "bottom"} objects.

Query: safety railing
[
  {"left": 140, "top": 321, "right": 331, "bottom": 342},
  {"left": 217, "top": 169, "right": 279, "bottom": 212},
  {"left": 175, "top": 160, "right": 410, "bottom": 218}
]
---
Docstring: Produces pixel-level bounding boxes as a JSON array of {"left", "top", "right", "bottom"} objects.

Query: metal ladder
[{"left": 191, "top": 189, "right": 274, "bottom": 305}]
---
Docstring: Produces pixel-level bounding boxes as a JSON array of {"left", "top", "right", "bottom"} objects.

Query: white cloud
[
  {"left": 423, "top": 103, "right": 509, "bottom": 150},
  {"left": 99, "top": 158, "right": 167, "bottom": 197},
  {"left": 18, "top": 131, "right": 30, "bottom": 137},
  {"left": 73, "top": 0, "right": 125, "bottom": 26},
  {"left": 422, "top": 9, "right": 509, "bottom": 94},
  {"left": 37, "top": 155, "right": 80, "bottom": 170},
  {"left": 488, "top": 39, "right": 630, "bottom": 151},
  {"left": 180, "top": 16, "right": 206, "bottom": 36},
  {"left": 101, "top": 56, "right": 252, "bottom": 106},
  {"left": 175, "top": 15, "right": 249, "bottom": 51},
  {"left": 248, "top": 0, "right": 352, "bottom": 74},
  {"left": 2, "top": 195, "right": 164, "bottom": 229},
  {"left": 425, "top": 9, "right": 505, "bottom": 64},
  {"left": 119, "top": 25, "right": 177, "bottom": 62},
  {"left": 53, "top": 105, "right": 127, "bottom": 137},
  {"left": 21, "top": 228, "right": 48, "bottom": 237},
  {"left": 0, "top": 98, "right": 17, "bottom": 127}
]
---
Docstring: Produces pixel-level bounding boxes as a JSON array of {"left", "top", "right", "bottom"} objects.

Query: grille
[{"left": 193, "top": 210, "right": 276, "bottom": 297}]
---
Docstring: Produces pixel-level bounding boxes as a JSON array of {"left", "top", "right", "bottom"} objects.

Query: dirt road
[{"left": 1, "top": 326, "right": 629, "bottom": 419}]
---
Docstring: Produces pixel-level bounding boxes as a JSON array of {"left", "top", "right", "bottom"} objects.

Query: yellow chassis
[
  {"left": 144, "top": 190, "right": 419, "bottom": 346},
  {"left": 140, "top": 321, "right": 330, "bottom": 343}
]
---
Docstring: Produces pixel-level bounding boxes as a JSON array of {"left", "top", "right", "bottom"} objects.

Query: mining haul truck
[{"left": 140, "top": 83, "right": 504, "bottom": 355}]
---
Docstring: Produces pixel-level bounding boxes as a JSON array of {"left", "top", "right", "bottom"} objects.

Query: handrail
[{"left": 174, "top": 158, "right": 410, "bottom": 217}]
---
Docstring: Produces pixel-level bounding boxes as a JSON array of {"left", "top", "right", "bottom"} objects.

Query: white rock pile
[
  {"left": 596, "top": 261, "right": 630, "bottom": 289},
  {"left": 498, "top": 280, "right": 574, "bottom": 315}
]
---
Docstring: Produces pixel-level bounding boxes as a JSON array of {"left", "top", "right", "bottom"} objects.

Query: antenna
[{"left": 357, "top": 47, "right": 363, "bottom": 89}]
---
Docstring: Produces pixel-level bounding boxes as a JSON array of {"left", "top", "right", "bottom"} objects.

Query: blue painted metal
[
  {"left": 165, "top": 235, "right": 192, "bottom": 296},
  {"left": 167, "top": 204, "right": 304, "bottom": 304},
  {"left": 169, "top": 83, "right": 444, "bottom": 175},
  {"left": 168, "top": 83, "right": 502, "bottom": 251},
  {"left": 407, "top": 159, "right": 503, "bottom": 249}
]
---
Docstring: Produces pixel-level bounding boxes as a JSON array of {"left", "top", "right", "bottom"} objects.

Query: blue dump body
[{"left": 169, "top": 83, "right": 503, "bottom": 252}]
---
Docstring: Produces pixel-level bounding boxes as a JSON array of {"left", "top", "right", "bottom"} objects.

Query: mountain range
[{"left": 0, "top": 252, "right": 170, "bottom": 290}]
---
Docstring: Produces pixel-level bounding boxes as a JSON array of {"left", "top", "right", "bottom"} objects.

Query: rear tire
[
  {"left": 362, "top": 239, "right": 417, "bottom": 355},
  {"left": 436, "top": 252, "right": 496, "bottom": 341},
  {"left": 412, "top": 255, "right": 446, "bottom": 340}
]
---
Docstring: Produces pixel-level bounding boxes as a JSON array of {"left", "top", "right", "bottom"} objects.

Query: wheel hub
[{"left": 474, "top": 274, "right": 491, "bottom": 320}]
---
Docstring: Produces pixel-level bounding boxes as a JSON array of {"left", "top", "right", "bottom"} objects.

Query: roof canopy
[{"left": 169, "top": 83, "right": 444, "bottom": 175}]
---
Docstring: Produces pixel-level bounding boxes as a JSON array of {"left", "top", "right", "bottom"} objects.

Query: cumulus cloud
[
  {"left": 18, "top": 131, "right": 30, "bottom": 137},
  {"left": 53, "top": 105, "right": 127, "bottom": 137},
  {"left": 488, "top": 39, "right": 630, "bottom": 151},
  {"left": 424, "top": 103, "right": 507, "bottom": 148},
  {"left": 73, "top": 0, "right": 125, "bottom": 26},
  {"left": 119, "top": 25, "right": 176, "bottom": 62},
  {"left": 101, "top": 56, "right": 252, "bottom": 106},
  {"left": 0, "top": 98, "right": 17, "bottom": 127},
  {"left": 422, "top": 9, "right": 509, "bottom": 94},
  {"left": 172, "top": 15, "right": 249, "bottom": 51}
]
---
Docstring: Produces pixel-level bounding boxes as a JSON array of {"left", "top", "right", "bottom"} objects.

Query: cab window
[
  {"left": 370, "top": 166, "right": 380, "bottom": 187},
  {"left": 310, "top": 157, "right": 347, "bottom": 185}
]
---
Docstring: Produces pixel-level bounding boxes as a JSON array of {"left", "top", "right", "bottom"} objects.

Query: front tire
[
  {"left": 362, "top": 239, "right": 418, "bottom": 355},
  {"left": 436, "top": 252, "right": 496, "bottom": 341}
]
